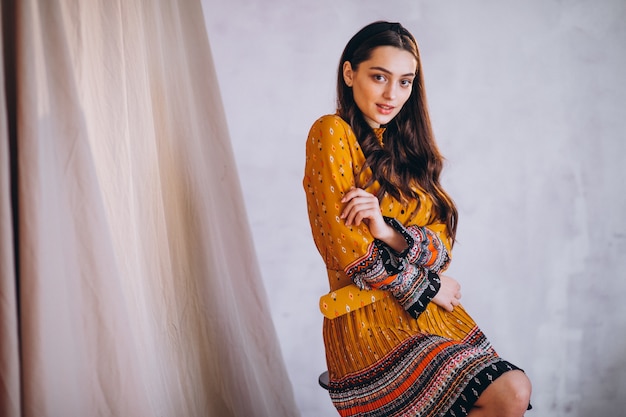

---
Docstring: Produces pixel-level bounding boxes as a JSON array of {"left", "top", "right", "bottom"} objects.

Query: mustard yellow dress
[{"left": 303, "top": 114, "right": 522, "bottom": 417}]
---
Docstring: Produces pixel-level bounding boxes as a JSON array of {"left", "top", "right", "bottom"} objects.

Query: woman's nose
[{"left": 383, "top": 83, "right": 397, "bottom": 99}]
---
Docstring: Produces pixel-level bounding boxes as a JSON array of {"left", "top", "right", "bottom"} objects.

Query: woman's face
[{"left": 343, "top": 46, "right": 417, "bottom": 128}]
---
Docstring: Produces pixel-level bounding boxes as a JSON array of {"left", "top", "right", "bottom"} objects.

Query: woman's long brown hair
[{"left": 336, "top": 21, "right": 458, "bottom": 245}]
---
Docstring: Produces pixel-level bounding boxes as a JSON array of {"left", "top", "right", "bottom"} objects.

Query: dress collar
[{"left": 374, "top": 127, "right": 386, "bottom": 147}]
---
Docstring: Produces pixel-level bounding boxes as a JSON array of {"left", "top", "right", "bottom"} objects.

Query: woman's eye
[
  {"left": 400, "top": 79, "right": 413, "bottom": 87},
  {"left": 373, "top": 74, "right": 386, "bottom": 82}
]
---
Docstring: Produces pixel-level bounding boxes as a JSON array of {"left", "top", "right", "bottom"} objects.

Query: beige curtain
[{"left": 0, "top": 1, "right": 300, "bottom": 416}]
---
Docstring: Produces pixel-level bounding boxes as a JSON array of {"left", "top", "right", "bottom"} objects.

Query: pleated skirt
[{"left": 323, "top": 297, "right": 520, "bottom": 416}]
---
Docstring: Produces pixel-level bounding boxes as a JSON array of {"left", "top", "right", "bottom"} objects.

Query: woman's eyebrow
[{"left": 369, "top": 66, "right": 416, "bottom": 77}]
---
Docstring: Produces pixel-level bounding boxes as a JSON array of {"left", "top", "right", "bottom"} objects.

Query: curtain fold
[
  {"left": 0, "top": 2, "right": 21, "bottom": 415},
  {"left": 0, "top": 1, "right": 299, "bottom": 416}
]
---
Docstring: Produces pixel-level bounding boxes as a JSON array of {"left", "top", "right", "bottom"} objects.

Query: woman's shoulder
[
  {"left": 307, "top": 114, "right": 355, "bottom": 142},
  {"left": 313, "top": 113, "right": 348, "bottom": 126}
]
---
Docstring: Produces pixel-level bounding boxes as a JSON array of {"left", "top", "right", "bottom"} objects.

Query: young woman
[{"left": 303, "top": 21, "right": 532, "bottom": 416}]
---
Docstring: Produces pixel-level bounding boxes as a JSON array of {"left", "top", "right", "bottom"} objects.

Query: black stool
[{"left": 318, "top": 370, "right": 330, "bottom": 390}]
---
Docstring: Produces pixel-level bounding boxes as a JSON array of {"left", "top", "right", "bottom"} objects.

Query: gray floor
[{"left": 202, "top": 1, "right": 626, "bottom": 416}]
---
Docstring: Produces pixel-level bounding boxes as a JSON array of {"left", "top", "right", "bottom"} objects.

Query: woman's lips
[{"left": 376, "top": 104, "right": 395, "bottom": 115}]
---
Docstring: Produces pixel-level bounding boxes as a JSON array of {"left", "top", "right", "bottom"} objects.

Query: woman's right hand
[
  {"left": 340, "top": 187, "right": 386, "bottom": 232},
  {"left": 431, "top": 274, "right": 462, "bottom": 312},
  {"left": 340, "top": 187, "right": 408, "bottom": 252}
]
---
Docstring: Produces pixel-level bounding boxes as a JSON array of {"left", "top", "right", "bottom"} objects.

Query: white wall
[{"left": 201, "top": 1, "right": 626, "bottom": 416}]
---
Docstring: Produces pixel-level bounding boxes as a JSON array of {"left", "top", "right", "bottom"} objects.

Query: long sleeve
[
  {"left": 382, "top": 217, "right": 451, "bottom": 273},
  {"left": 303, "top": 115, "right": 443, "bottom": 319},
  {"left": 304, "top": 115, "right": 371, "bottom": 268},
  {"left": 304, "top": 115, "right": 391, "bottom": 282}
]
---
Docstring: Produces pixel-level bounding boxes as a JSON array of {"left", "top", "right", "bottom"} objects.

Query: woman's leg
[{"left": 467, "top": 370, "right": 532, "bottom": 417}]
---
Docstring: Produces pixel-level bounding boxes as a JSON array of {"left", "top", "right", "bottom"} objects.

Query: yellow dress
[{"left": 303, "top": 114, "right": 522, "bottom": 417}]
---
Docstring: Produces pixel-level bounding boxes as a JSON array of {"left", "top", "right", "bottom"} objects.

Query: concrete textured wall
[{"left": 202, "top": 1, "right": 626, "bottom": 415}]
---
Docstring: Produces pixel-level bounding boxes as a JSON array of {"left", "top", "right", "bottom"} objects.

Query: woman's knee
[
  {"left": 473, "top": 370, "right": 532, "bottom": 416},
  {"left": 497, "top": 370, "right": 532, "bottom": 413}
]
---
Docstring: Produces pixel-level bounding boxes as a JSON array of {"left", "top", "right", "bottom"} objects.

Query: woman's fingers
[
  {"left": 341, "top": 187, "right": 368, "bottom": 202},
  {"left": 342, "top": 200, "right": 379, "bottom": 226},
  {"left": 341, "top": 188, "right": 378, "bottom": 206},
  {"left": 341, "top": 189, "right": 381, "bottom": 226},
  {"left": 432, "top": 275, "right": 463, "bottom": 312}
]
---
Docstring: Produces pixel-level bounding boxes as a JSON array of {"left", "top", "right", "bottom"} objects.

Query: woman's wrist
[{"left": 377, "top": 224, "right": 409, "bottom": 253}]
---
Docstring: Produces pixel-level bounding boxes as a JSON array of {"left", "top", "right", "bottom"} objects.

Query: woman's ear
[{"left": 343, "top": 61, "right": 354, "bottom": 87}]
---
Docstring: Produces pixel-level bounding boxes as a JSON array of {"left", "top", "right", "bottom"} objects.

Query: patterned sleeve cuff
[
  {"left": 404, "top": 225, "right": 450, "bottom": 272},
  {"left": 380, "top": 216, "right": 415, "bottom": 256},
  {"left": 374, "top": 239, "right": 406, "bottom": 276},
  {"left": 404, "top": 271, "right": 441, "bottom": 319},
  {"left": 369, "top": 261, "right": 441, "bottom": 319},
  {"left": 381, "top": 217, "right": 450, "bottom": 271},
  {"left": 345, "top": 243, "right": 391, "bottom": 290}
]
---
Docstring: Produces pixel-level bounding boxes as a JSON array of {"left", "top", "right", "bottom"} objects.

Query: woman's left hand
[{"left": 431, "top": 274, "right": 462, "bottom": 312}]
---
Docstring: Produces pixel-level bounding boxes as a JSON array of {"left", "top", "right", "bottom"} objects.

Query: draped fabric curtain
[{"left": 0, "top": 1, "right": 299, "bottom": 416}]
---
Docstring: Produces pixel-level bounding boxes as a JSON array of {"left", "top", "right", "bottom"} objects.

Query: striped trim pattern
[
  {"left": 328, "top": 333, "right": 518, "bottom": 417},
  {"left": 323, "top": 299, "right": 522, "bottom": 416}
]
